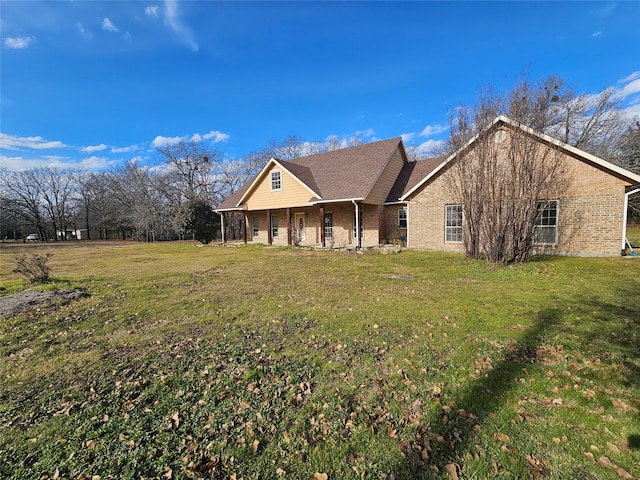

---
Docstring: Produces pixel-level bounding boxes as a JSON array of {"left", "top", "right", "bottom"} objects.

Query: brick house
[{"left": 216, "top": 116, "right": 640, "bottom": 256}]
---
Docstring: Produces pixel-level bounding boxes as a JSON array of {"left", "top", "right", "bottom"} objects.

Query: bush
[{"left": 13, "top": 253, "right": 53, "bottom": 284}]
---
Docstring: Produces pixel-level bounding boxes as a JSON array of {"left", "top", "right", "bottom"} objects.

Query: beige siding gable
[
  {"left": 244, "top": 163, "right": 315, "bottom": 210},
  {"left": 364, "top": 146, "right": 406, "bottom": 205}
]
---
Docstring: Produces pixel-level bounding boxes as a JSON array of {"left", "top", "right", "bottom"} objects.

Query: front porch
[{"left": 219, "top": 202, "right": 389, "bottom": 249}]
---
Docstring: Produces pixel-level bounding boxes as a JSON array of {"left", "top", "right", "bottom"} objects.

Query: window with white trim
[
  {"left": 324, "top": 212, "right": 333, "bottom": 238},
  {"left": 271, "top": 214, "right": 278, "bottom": 237},
  {"left": 398, "top": 208, "right": 407, "bottom": 229},
  {"left": 252, "top": 216, "right": 259, "bottom": 237},
  {"left": 270, "top": 170, "right": 282, "bottom": 191},
  {"left": 534, "top": 200, "right": 558, "bottom": 245},
  {"left": 445, "top": 205, "right": 463, "bottom": 242}
]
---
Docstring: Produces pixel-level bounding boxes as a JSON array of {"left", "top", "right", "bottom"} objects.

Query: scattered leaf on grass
[
  {"left": 598, "top": 456, "right": 634, "bottom": 480},
  {"left": 444, "top": 463, "right": 459, "bottom": 480},
  {"left": 171, "top": 411, "right": 180, "bottom": 428}
]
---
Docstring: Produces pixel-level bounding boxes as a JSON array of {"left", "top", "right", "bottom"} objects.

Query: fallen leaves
[
  {"left": 444, "top": 463, "right": 460, "bottom": 480},
  {"left": 597, "top": 456, "right": 634, "bottom": 479},
  {"left": 525, "top": 454, "right": 546, "bottom": 480},
  {"left": 612, "top": 399, "right": 639, "bottom": 414},
  {"left": 170, "top": 411, "right": 180, "bottom": 428}
]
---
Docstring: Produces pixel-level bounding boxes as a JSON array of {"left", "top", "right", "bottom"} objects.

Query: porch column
[
  {"left": 287, "top": 208, "right": 292, "bottom": 245},
  {"left": 243, "top": 214, "right": 248, "bottom": 244},
  {"left": 267, "top": 209, "right": 272, "bottom": 245},
  {"left": 353, "top": 201, "right": 361, "bottom": 249},
  {"left": 319, "top": 206, "right": 325, "bottom": 247}
]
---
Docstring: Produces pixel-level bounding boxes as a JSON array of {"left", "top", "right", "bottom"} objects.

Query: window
[
  {"left": 324, "top": 212, "right": 333, "bottom": 238},
  {"left": 445, "top": 205, "right": 463, "bottom": 242},
  {"left": 534, "top": 200, "right": 558, "bottom": 245},
  {"left": 271, "top": 170, "right": 282, "bottom": 191},
  {"left": 271, "top": 214, "right": 278, "bottom": 238},
  {"left": 398, "top": 208, "right": 407, "bottom": 229},
  {"left": 353, "top": 211, "right": 363, "bottom": 239},
  {"left": 252, "top": 216, "right": 259, "bottom": 237}
]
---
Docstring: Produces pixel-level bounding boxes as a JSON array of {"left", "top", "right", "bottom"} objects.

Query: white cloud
[
  {"left": 620, "top": 72, "right": 640, "bottom": 84},
  {"left": 81, "top": 143, "right": 108, "bottom": 153},
  {"left": 203, "top": 130, "right": 230, "bottom": 143},
  {"left": 400, "top": 133, "right": 415, "bottom": 143},
  {"left": 416, "top": 139, "right": 445, "bottom": 156},
  {"left": 102, "top": 18, "right": 119, "bottom": 33},
  {"left": 4, "top": 36, "right": 35, "bottom": 49},
  {"left": 146, "top": 5, "right": 160, "bottom": 18},
  {"left": 164, "top": 0, "right": 198, "bottom": 51},
  {"left": 0, "top": 133, "right": 66, "bottom": 150},
  {"left": 111, "top": 145, "right": 138, "bottom": 153},
  {"left": 354, "top": 128, "right": 375, "bottom": 138},
  {"left": 152, "top": 130, "right": 230, "bottom": 148},
  {"left": 151, "top": 135, "right": 182, "bottom": 148},
  {"left": 618, "top": 78, "right": 640, "bottom": 99},
  {"left": 591, "top": 3, "right": 616, "bottom": 17},
  {"left": 0, "top": 154, "right": 115, "bottom": 171},
  {"left": 591, "top": 31, "right": 602, "bottom": 38},
  {"left": 420, "top": 124, "right": 448, "bottom": 137}
]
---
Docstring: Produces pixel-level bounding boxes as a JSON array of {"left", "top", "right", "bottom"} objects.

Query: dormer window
[{"left": 271, "top": 170, "right": 282, "bottom": 191}]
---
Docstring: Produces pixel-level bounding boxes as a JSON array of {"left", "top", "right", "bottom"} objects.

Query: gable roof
[
  {"left": 385, "top": 156, "right": 444, "bottom": 203},
  {"left": 216, "top": 137, "right": 405, "bottom": 211},
  {"left": 400, "top": 115, "right": 640, "bottom": 201},
  {"left": 291, "top": 137, "right": 404, "bottom": 202}
]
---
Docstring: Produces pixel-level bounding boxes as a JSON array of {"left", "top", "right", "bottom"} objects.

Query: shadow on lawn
[
  {"left": 393, "top": 307, "right": 562, "bottom": 479},
  {"left": 396, "top": 276, "right": 640, "bottom": 479}
]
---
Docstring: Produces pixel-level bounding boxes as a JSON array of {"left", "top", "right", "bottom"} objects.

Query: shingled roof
[
  {"left": 385, "top": 157, "right": 444, "bottom": 203},
  {"left": 287, "top": 137, "right": 403, "bottom": 201},
  {"left": 216, "top": 137, "right": 407, "bottom": 210}
]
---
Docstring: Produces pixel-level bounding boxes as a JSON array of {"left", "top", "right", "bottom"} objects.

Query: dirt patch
[{"left": 0, "top": 289, "right": 90, "bottom": 318}]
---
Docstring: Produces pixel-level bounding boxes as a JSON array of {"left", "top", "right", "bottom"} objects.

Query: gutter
[
  {"left": 622, "top": 187, "right": 640, "bottom": 255},
  {"left": 404, "top": 201, "right": 410, "bottom": 248}
]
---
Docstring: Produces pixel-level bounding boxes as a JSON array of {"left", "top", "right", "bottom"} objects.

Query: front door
[{"left": 295, "top": 213, "right": 306, "bottom": 243}]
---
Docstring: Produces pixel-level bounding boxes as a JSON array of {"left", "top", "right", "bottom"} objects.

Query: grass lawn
[
  {"left": 627, "top": 224, "right": 640, "bottom": 249},
  {"left": 0, "top": 242, "right": 639, "bottom": 479}
]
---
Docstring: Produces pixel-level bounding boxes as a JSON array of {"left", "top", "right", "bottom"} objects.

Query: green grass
[
  {"left": 628, "top": 224, "right": 640, "bottom": 248},
  {"left": 1, "top": 241, "right": 639, "bottom": 479}
]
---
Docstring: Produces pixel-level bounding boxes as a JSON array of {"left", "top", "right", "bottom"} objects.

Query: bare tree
[
  {"left": 546, "top": 87, "right": 627, "bottom": 160},
  {"left": 614, "top": 121, "right": 640, "bottom": 174},
  {"left": 446, "top": 76, "right": 572, "bottom": 263},
  {"left": 29, "top": 168, "right": 76, "bottom": 240},
  {"left": 0, "top": 168, "right": 49, "bottom": 240},
  {"left": 108, "top": 160, "right": 172, "bottom": 241},
  {"left": 155, "top": 140, "right": 223, "bottom": 204}
]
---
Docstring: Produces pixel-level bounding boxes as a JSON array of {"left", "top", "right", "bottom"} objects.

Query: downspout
[
  {"left": 352, "top": 200, "right": 361, "bottom": 249},
  {"left": 622, "top": 187, "right": 640, "bottom": 255},
  {"left": 404, "top": 201, "right": 410, "bottom": 248},
  {"left": 219, "top": 212, "right": 225, "bottom": 244}
]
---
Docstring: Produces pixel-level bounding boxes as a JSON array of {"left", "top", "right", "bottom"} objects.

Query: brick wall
[
  {"left": 407, "top": 149, "right": 630, "bottom": 256},
  {"left": 382, "top": 205, "right": 408, "bottom": 245}
]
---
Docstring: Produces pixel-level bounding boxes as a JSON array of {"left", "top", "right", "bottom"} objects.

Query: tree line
[
  {"left": 1, "top": 74, "right": 638, "bottom": 247},
  {"left": 0, "top": 134, "right": 369, "bottom": 243}
]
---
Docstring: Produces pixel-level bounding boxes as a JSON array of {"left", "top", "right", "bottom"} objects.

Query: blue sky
[{"left": 1, "top": 1, "right": 639, "bottom": 171}]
